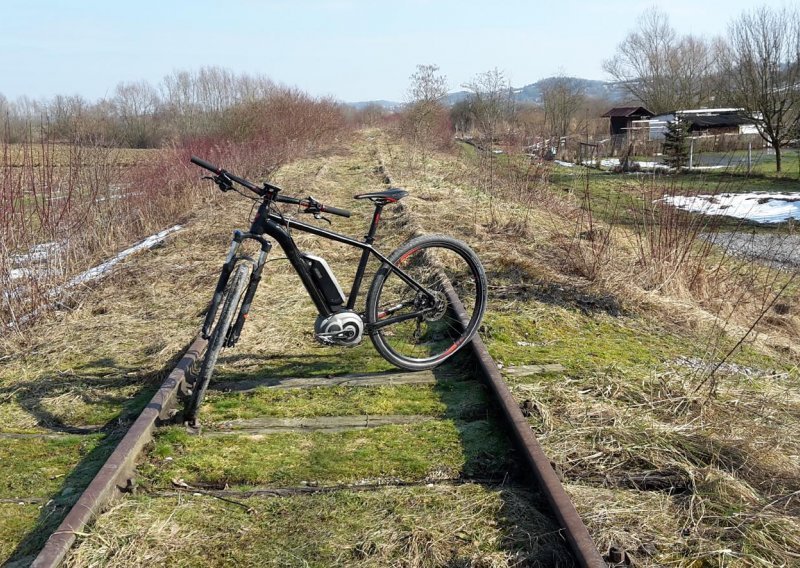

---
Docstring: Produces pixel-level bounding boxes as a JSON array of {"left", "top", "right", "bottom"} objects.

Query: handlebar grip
[
  {"left": 321, "top": 204, "right": 352, "bottom": 218},
  {"left": 276, "top": 195, "right": 302, "bottom": 205},
  {"left": 190, "top": 156, "right": 221, "bottom": 174}
]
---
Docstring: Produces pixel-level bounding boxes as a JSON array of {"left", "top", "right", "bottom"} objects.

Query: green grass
[
  {"left": 0, "top": 435, "right": 107, "bottom": 499},
  {"left": 207, "top": 344, "right": 396, "bottom": 382},
  {"left": 0, "top": 504, "right": 40, "bottom": 564},
  {"left": 0, "top": 433, "right": 119, "bottom": 565},
  {"left": 66, "top": 485, "right": 571, "bottom": 567},
  {"left": 142, "top": 420, "right": 512, "bottom": 489},
  {"left": 203, "top": 381, "right": 488, "bottom": 422},
  {"left": 483, "top": 307, "right": 688, "bottom": 371}
]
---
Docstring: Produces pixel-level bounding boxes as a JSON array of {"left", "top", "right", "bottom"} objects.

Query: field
[{"left": 1, "top": 129, "right": 799, "bottom": 566}]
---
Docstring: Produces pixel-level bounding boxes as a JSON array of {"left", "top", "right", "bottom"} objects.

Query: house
[{"left": 645, "top": 108, "right": 759, "bottom": 140}]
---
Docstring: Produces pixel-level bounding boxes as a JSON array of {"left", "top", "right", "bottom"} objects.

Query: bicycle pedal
[{"left": 313, "top": 333, "right": 337, "bottom": 345}]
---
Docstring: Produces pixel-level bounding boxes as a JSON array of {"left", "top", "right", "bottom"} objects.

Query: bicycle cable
[
  {"left": 269, "top": 200, "right": 295, "bottom": 241},
  {"left": 232, "top": 186, "right": 260, "bottom": 202}
]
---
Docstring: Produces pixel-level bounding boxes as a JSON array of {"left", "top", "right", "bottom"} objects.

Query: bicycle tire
[
  {"left": 186, "top": 260, "right": 252, "bottom": 425},
  {"left": 366, "top": 234, "right": 487, "bottom": 371}
]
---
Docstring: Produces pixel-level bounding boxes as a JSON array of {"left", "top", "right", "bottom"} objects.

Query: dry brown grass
[
  {"left": 4, "top": 128, "right": 799, "bottom": 566},
  {"left": 375, "top": 131, "right": 800, "bottom": 566},
  {"left": 65, "top": 484, "right": 570, "bottom": 568}
]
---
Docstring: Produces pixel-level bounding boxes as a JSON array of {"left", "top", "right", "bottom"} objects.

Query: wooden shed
[{"left": 601, "top": 106, "right": 654, "bottom": 137}]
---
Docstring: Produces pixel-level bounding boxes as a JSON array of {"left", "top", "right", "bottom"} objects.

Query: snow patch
[
  {"left": 11, "top": 242, "right": 64, "bottom": 266},
  {"left": 662, "top": 192, "right": 800, "bottom": 223},
  {"left": 5, "top": 225, "right": 183, "bottom": 328}
]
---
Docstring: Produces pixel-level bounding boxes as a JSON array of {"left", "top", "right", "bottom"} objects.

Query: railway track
[
  {"left": 31, "top": 330, "right": 605, "bottom": 568},
  {"left": 27, "top": 157, "right": 606, "bottom": 568}
]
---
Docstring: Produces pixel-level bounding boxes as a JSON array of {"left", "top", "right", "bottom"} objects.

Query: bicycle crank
[{"left": 314, "top": 311, "right": 364, "bottom": 346}]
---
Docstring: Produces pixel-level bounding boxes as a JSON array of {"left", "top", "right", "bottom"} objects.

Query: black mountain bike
[{"left": 185, "top": 156, "right": 487, "bottom": 425}]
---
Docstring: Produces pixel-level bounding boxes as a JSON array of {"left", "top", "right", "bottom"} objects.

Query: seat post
[
  {"left": 346, "top": 201, "right": 385, "bottom": 311},
  {"left": 365, "top": 202, "right": 385, "bottom": 244}
]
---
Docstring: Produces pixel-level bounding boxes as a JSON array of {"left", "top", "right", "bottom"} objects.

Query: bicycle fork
[{"left": 202, "top": 230, "right": 272, "bottom": 346}]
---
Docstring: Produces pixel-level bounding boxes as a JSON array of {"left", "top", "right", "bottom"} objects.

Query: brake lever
[
  {"left": 201, "top": 175, "right": 230, "bottom": 192},
  {"left": 213, "top": 174, "right": 233, "bottom": 192},
  {"left": 302, "top": 196, "right": 329, "bottom": 222}
]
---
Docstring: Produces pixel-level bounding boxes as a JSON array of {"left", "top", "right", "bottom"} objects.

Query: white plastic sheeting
[{"left": 5, "top": 225, "right": 183, "bottom": 327}]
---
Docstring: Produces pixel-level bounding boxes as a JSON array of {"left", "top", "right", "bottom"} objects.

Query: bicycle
[{"left": 185, "top": 156, "right": 488, "bottom": 426}]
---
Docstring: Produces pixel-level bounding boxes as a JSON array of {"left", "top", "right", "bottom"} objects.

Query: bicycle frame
[{"left": 202, "top": 198, "right": 436, "bottom": 346}]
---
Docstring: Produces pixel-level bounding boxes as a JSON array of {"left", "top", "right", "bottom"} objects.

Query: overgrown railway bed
[
  {"left": 10, "top": 143, "right": 606, "bottom": 567},
  {"left": 27, "top": 325, "right": 605, "bottom": 567}
]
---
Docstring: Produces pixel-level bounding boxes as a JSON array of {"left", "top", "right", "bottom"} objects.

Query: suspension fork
[
  {"left": 225, "top": 237, "right": 272, "bottom": 347},
  {"left": 202, "top": 230, "right": 246, "bottom": 339}
]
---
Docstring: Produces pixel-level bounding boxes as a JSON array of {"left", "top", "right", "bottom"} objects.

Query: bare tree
[
  {"left": 462, "top": 69, "right": 514, "bottom": 223},
  {"left": 718, "top": 6, "right": 800, "bottom": 172},
  {"left": 603, "top": 10, "right": 715, "bottom": 113},
  {"left": 408, "top": 64, "right": 448, "bottom": 105},
  {"left": 541, "top": 75, "right": 586, "bottom": 140},
  {"left": 112, "top": 81, "right": 162, "bottom": 148},
  {"left": 462, "top": 68, "right": 513, "bottom": 143},
  {"left": 403, "top": 64, "right": 449, "bottom": 153}
]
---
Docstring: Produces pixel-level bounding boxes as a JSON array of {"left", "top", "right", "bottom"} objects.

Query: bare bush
[
  {"left": 1, "top": 74, "right": 351, "bottom": 329},
  {"left": 399, "top": 64, "right": 452, "bottom": 159}
]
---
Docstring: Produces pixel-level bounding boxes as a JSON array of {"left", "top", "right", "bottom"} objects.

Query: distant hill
[
  {"left": 347, "top": 100, "right": 403, "bottom": 111},
  {"left": 514, "top": 77, "right": 630, "bottom": 104},
  {"left": 348, "top": 77, "right": 630, "bottom": 109}
]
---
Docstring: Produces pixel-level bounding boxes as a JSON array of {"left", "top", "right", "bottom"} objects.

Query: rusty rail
[
  {"left": 31, "top": 336, "right": 207, "bottom": 568},
  {"left": 438, "top": 276, "right": 606, "bottom": 568},
  {"left": 471, "top": 333, "right": 606, "bottom": 566}
]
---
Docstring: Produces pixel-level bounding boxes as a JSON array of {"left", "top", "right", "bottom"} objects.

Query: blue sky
[{"left": 0, "top": 0, "right": 792, "bottom": 103}]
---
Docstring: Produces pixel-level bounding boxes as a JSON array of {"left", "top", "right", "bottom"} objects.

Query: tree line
[
  {"left": 0, "top": 67, "right": 345, "bottom": 150},
  {"left": 2, "top": 4, "right": 797, "bottom": 171},
  {"left": 403, "top": 5, "right": 799, "bottom": 172},
  {"left": 605, "top": 6, "right": 800, "bottom": 171}
]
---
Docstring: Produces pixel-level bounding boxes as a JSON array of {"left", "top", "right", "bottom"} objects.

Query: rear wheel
[
  {"left": 366, "top": 235, "right": 487, "bottom": 371},
  {"left": 186, "top": 260, "right": 252, "bottom": 425}
]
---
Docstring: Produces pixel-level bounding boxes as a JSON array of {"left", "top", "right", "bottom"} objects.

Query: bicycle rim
[{"left": 371, "top": 241, "right": 484, "bottom": 367}]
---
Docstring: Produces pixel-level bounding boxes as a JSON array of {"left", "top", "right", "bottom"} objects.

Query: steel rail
[
  {"left": 31, "top": 335, "right": 207, "bottom": 568},
  {"left": 435, "top": 268, "right": 606, "bottom": 568},
  {"left": 469, "top": 336, "right": 607, "bottom": 567}
]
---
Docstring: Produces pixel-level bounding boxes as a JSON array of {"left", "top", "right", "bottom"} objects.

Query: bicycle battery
[{"left": 301, "top": 253, "right": 345, "bottom": 307}]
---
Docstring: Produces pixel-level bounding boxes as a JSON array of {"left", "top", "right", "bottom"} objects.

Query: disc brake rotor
[{"left": 422, "top": 290, "right": 448, "bottom": 322}]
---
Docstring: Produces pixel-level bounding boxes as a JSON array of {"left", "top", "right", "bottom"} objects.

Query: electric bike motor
[
  {"left": 301, "top": 252, "right": 364, "bottom": 346},
  {"left": 314, "top": 311, "right": 364, "bottom": 346}
]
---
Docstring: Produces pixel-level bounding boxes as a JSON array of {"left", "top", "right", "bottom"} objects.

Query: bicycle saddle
[{"left": 353, "top": 188, "right": 409, "bottom": 204}]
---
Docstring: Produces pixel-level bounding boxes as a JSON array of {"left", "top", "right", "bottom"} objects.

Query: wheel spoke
[{"left": 369, "top": 238, "right": 486, "bottom": 368}]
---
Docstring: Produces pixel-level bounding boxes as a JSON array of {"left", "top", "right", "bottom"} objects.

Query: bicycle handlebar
[
  {"left": 190, "top": 156, "right": 351, "bottom": 218},
  {"left": 318, "top": 204, "right": 351, "bottom": 218},
  {"left": 190, "top": 155, "right": 262, "bottom": 193},
  {"left": 190, "top": 156, "right": 221, "bottom": 174}
]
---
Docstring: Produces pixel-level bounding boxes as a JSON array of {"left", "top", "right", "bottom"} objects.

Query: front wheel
[
  {"left": 366, "top": 235, "right": 487, "bottom": 371},
  {"left": 186, "top": 260, "right": 252, "bottom": 426}
]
